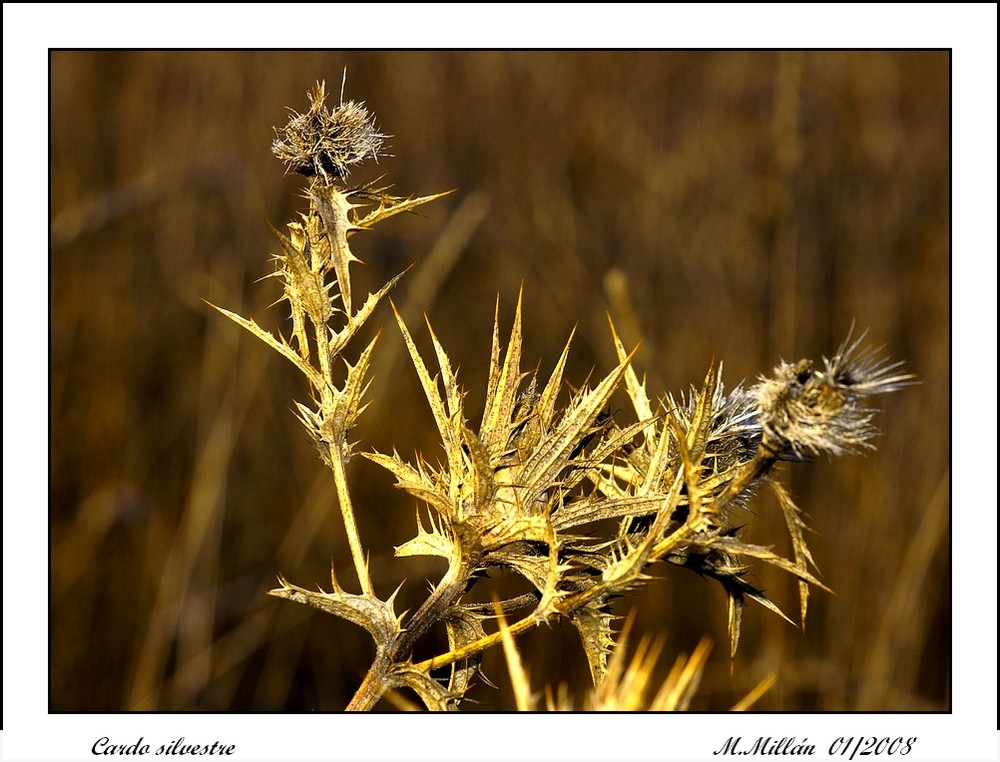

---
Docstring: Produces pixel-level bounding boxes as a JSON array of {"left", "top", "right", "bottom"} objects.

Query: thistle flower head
[
  {"left": 272, "top": 80, "right": 388, "bottom": 183},
  {"left": 752, "top": 329, "right": 913, "bottom": 458}
]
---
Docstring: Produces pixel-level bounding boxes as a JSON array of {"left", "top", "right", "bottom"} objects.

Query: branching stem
[{"left": 348, "top": 556, "right": 474, "bottom": 710}]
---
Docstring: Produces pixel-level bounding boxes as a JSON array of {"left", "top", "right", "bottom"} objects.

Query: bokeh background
[{"left": 50, "top": 50, "right": 949, "bottom": 711}]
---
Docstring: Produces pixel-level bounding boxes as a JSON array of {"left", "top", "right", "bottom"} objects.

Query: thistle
[
  {"left": 209, "top": 81, "right": 448, "bottom": 599},
  {"left": 215, "top": 81, "right": 911, "bottom": 711},
  {"left": 752, "top": 330, "right": 915, "bottom": 458},
  {"left": 271, "top": 79, "right": 388, "bottom": 184}
]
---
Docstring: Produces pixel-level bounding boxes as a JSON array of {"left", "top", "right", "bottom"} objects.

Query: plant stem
[
  {"left": 347, "top": 556, "right": 473, "bottom": 709},
  {"left": 331, "top": 449, "right": 372, "bottom": 596},
  {"left": 414, "top": 611, "right": 538, "bottom": 674},
  {"left": 345, "top": 648, "right": 392, "bottom": 711}
]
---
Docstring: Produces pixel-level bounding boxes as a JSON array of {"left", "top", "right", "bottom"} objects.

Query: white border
[{"left": 5, "top": 4, "right": 996, "bottom": 760}]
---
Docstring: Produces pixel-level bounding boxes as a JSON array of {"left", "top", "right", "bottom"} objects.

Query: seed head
[
  {"left": 272, "top": 81, "right": 388, "bottom": 184},
  {"left": 752, "top": 329, "right": 913, "bottom": 458}
]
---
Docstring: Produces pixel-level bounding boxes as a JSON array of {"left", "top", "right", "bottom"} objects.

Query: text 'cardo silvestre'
[{"left": 92, "top": 737, "right": 235, "bottom": 756}]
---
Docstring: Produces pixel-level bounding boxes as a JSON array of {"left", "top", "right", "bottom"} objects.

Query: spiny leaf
[
  {"left": 272, "top": 221, "right": 333, "bottom": 327},
  {"left": 426, "top": 316, "right": 463, "bottom": 423},
  {"left": 391, "top": 303, "right": 464, "bottom": 482},
  {"left": 460, "top": 421, "right": 496, "bottom": 512},
  {"left": 552, "top": 493, "right": 663, "bottom": 532},
  {"left": 710, "top": 564, "right": 797, "bottom": 644},
  {"left": 683, "top": 361, "right": 721, "bottom": 465},
  {"left": 443, "top": 605, "right": 489, "bottom": 701},
  {"left": 535, "top": 505, "right": 567, "bottom": 612},
  {"left": 571, "top": 602, "right": 618, "bottom": 687},
  {"left": 561, "top": 418, "right": 649, "bottom": 494},
  {"left": 293, "top": 401, "right": 335, "bottom": 470},
  {"left": 308, "top": 183, "right": 360, "bottom": 317},
  {"left": 480, "top": 292, "right": 524, "bottom": 454},
  {"left": 274, "top": 225, "right": 313, "bottom": 365},
  {"left": 482, "top": 297, "right": 503, "bottom": 429},
  {"left": 331, "top": 332, "right": 381, "bottom": 454},
  {"left": 770, "top": 480, "right": 820, "bottom": 627},
  {"left": 296, "top": 209, "right": 333, "bottom": 272},
  {"left": 364, "top": 450, "right": 451, "bottom": 519},
  {"left": 666, "top": 399, "right": 717, "bottom": 533},
  {"left": 208, "top": 303, "right": 323, "bottom": 388},
  {"left": 596, "top": 466, "right": 688, "bottom": 596},
  {"left": 481, "top": 512, "right": 554, "bottom": 552},
  {"left": 353, "top": 188, "right": 456, "bottom": 229},
  {"left": 688, "top": 536, "right": 830, "bottom": 591},
  {"left": 268, "top": 573, "right": 402, "bottom": 644},
  {"left": 728, "top": 591, "right": 743, "bottom": 663},
  {"left": 537, "top": 328, "right": 575, "bottom": 432},
  {"left": 639, "top": 415, "right": 675, "bottom": 495},
  {"left": 331, "top": 269, "right": 406, "bottom": 355},
  {"left": 518, "top": 347, "right": 637, "bottom": 509},
  {"left": 609, "top": 316, "right": 654, "bottom": 425},
  {"left": 481, "top": 544, "right": 552, "bottom": 591},
  {"left": 395, "top": 508, "right": 456, "bottom": 561}
]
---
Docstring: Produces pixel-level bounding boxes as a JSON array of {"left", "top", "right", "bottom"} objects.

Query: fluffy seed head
[
  {"left": 752, "top": 329, "right": 913, "bottom": 457},
  {"left": 272, "top": 81, "right": 388, "bottom": 183}
]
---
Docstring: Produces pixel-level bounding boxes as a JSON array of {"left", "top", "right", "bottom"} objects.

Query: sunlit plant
[{"left": 213, "top": 81, "right": 911, "bottom": 711}]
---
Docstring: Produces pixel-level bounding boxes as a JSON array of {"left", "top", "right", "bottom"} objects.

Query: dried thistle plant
[
  {"left": 272, "top": 78, "right": 388, "bottom": 184},
  {"left": 215, "top": 81, "right": 912, "bottom": 711}
]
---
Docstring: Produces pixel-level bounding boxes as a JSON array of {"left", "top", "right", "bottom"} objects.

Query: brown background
[{"left": 50, "top": 50, "right": 949, "bottom": 711}]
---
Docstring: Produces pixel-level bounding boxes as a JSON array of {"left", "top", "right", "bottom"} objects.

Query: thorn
[{"left": 387, "top": 580, "right": 406, "bottom": 607}]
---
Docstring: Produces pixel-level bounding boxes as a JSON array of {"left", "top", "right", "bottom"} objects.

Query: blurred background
[{"left": 50, "top": 50, "right": 949, "bottom": 711}]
